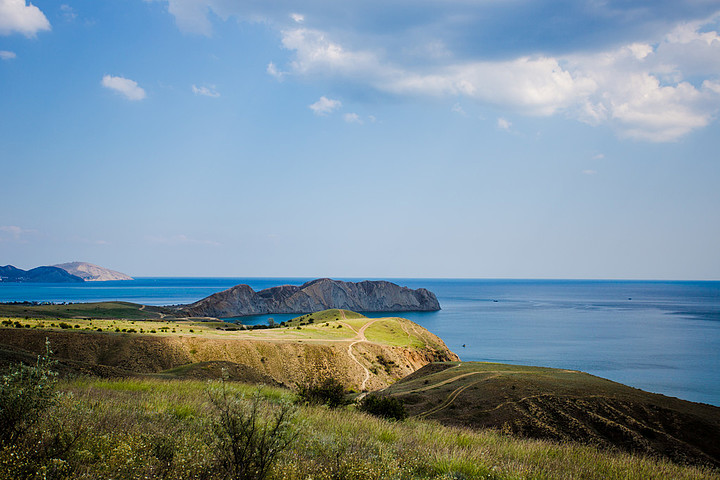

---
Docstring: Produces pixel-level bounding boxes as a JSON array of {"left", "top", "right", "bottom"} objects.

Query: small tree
[
  {"left": 208, "top": 376, "right": 298, "bottom": 480},
  {"left": 0, "top": 339, "right": 58, "bottom": 447}
]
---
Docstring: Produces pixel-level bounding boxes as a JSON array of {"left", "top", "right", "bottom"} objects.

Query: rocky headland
[
  {"left": 54, "top": 261, "right": 133, "bottom": 281},
  {"left": 180, "top": 278, "right": 441, "bottom": 318}
]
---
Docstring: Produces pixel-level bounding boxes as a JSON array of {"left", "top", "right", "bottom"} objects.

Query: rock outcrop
[
  {"left": 180, "top": 278, "right": 441, "bottom": 318},
  {"left": 0, "top": 265, "right": 84, "bottom": 283},
  {"left": 54, "top": 262, "right": 133, "bottom": 281}
]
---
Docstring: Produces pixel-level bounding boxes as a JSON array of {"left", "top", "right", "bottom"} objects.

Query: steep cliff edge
[{"left": 179, "top": 278, "right": 441, "bottom": 317}]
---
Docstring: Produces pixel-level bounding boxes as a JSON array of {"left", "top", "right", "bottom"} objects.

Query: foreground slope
[
  {"left": 383, "top": 362, "right": 720, "bottom": 467},
  {"left": 0, "top": 310, "right": 457, "bottom": 391},
  {"left": 179, "top": 278, "right": 441, "bottom": 317}
]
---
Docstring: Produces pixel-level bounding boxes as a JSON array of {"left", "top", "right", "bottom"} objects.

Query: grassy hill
[
  {"left": 382, "top": 361, "right": 720, "bottom": 468},
  {"left": 2, "top": 310, "right": 719, "bottom": 477},
  {"left": 0, "top": 310, "right": 457, "bottom": 391}
]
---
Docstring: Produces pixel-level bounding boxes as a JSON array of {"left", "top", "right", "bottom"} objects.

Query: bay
[{"left": 1, "top": 278, "right": 719, "bottom": 406}]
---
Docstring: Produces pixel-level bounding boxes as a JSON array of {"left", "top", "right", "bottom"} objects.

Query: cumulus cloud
[
  {"left": 0, "top": 50, "right": 16, "bottom": 60},
  {"left": 0, "top": 0, "right": 50, "bottom": 37},
  {"left": 583, "top": 169, "right": 598, "bottom": 175},
  {"left": 192, "top": 84, "right": 220, "bottom": 97},
  {"left": 275, "top": 18, "right": 720, "bottom": 141},
  {"left": 309, "top": 96, "right": 341, "bottom": 115},
  {"left": 155, "top": 1, "right": 720, "bottom": 142},
  {"left": 101, "top": 75, "right": 146, "bottom": 101}
]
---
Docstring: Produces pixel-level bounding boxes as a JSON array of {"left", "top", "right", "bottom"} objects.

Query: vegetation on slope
[
  {"left": 383, "top": 362, "right": 720, "bottom": 468},
  {"left": 0, "top": 301, "right": 170, "bottom": 320},
  {"left": 2, "top": 369, "right": 717, "bottom": 480}
]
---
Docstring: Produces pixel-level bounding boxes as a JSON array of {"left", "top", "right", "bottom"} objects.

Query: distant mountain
[
  {"left": 0, "top": 265, "right": 84, "bottom": 283},
  {"left": 54, "top": 262, "right": 133, "bottom": 281},
  {"left": 179, "top": 278, "right": 441, "bottom": 317}
]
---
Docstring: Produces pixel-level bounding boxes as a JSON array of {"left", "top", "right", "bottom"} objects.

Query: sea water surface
[{"left": 1, "top": 278, "right": 719, "bottom": 406}]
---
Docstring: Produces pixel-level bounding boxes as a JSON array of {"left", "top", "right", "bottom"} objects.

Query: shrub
[
  {"left": 358, "top": 394, "right": 407, "bottom": 421},
  {"left": 208, "top": 378, "right": 298, "bottom": 480},
  {"left": 296, "top": 377, "right": 347, "bottom": 408},
  {"left": 0, "top": 340, "right": 57, "bottom": 447}
]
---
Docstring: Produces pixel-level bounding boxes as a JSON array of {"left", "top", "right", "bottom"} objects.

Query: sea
[{"left": 1, "top": 278, "right": 719, "bottom": 407}]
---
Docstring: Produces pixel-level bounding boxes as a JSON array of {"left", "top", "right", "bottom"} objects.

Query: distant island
[
  {"left": 0, "top": 262, "right": 133, "bottom": 283},
  {"left": 179, "top": 278, "right": 441, "bottom": 317},
  {"left": 53, "top": 262, "right": 133, "bottom": 281}
]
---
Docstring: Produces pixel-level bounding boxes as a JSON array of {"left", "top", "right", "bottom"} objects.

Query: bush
[
  {"left": 358, "top": 394, "right": 407, "bottom": 421},
  {"left": 208, "top": 377, "right": 298, "bottom": 480},
  {"left": 296, "top": 377, "right": 347, "bottom": 408},
  {"left": 0, "top": 340, "right": 57, "bottom": 447}
]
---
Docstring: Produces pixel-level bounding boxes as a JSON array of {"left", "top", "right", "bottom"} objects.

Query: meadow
[{"left": 3, "top": 373, "right": 717, "bottom": 480}]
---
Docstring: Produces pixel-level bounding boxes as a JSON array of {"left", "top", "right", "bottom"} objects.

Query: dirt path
[
  {"left": 340, "top": 313, "right": 382, "bottom": 392},
  {"left": 415, "top": 375, "right": 496, "bottom": 419}
]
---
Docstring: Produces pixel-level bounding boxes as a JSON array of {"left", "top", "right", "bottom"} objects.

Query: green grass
[
  {"left": 364, "top": 318, "right": 427, "bottom": 348},
  {"left": 18, "top": 376, "right": 711, "bottom": 480},
  {"left": 0, "top": 301, "right": 169, "bottom": 320}
]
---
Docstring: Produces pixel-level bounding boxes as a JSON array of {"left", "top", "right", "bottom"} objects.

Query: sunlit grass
[{"left": 27, "top": 377, "right": 714, "bottom": 480}]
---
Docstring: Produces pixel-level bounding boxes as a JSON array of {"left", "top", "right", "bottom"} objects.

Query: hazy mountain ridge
[
  {"left": 0, "top": 262, "right": 132, "bottom": 283},
  {"left": 0, "top": 265, "right": 84, "bottom": 283},
  {"left": 180, "top": 278, "right": 441, "bottom": 317}
]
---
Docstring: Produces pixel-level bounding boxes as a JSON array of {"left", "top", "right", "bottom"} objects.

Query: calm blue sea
[{"left": 1, "top": 278, "right": 719, "bottom": 406}]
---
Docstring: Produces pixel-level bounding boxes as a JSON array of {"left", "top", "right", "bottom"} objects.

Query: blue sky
[{"left": 1, "top": 0, "right": 719, "bottom": 279}]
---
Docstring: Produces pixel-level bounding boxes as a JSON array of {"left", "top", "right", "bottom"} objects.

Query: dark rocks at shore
[{"left": 179, "top": 278, "right": 441, "bottom": 318}]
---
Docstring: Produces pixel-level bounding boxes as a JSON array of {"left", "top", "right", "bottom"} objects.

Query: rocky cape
[
  {"left": 54, "top": 262, "right": 133, "bottom": 281},
  {"left": 179, "top": 278, "right": 441, "bottom": 318}
]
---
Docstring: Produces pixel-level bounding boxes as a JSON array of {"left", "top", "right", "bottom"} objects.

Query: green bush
[
  {"left": 0, "top": 340, "right": 57, "bottom": 447},
  {"left": 208, "top": 378, "right": 298, "bottom": 480},
  {"left": 296, "top": 377, "right": 347, "bottom": 408},
  {"left": 358, "top": 394, "right": 407, "bottom": 421}
]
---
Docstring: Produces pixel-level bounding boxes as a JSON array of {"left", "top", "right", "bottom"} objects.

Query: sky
[{"left": 1, "top": 0, "right": 719, "bottom": 279}]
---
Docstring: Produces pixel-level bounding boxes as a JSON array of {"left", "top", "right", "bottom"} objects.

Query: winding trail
[{"left": 339, "top": 310, "right": 381, "bottom": 392}]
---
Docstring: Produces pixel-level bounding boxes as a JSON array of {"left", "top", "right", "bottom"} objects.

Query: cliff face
[
  {"left": 180, "top": 278, "right": 441, "bottom": 318},
  {"left": 0, "top": 265, "right": 84, "bottom": 283},
  {"left": 54, "top": 262, "right": 133, "bottom": 281}
]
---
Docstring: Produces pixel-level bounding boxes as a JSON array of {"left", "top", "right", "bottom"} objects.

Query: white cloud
[
  {"left": 101, "top": 75, "right": 146, "bottom": 101},
  {"left": 266, "top": 61, "right": 284, "bottom": 79},
  {"left": 276, "top": 17, "right": 720, "bottom": 142},
  {"left": 0, "top": 225, "right": 35, "bottom": 242},
  {"left": 0, "top": 50, "right": 16, "bottom": 60},
  {"left": 582, "top": 169, "right": 598, "bottom": 175},
  {"left": 0, "top": 0, "right": 50, "bottom": 37},
  {"left": 192, "top": 84, "right": 220, "bottom": 97},
  {"left": 156, "top": 2, "right": 720, "bottom": 142},
  {"left": 497, "top": 117, "right": 512, "bottom": 130},
  {"left": 344, "top": 112, "right": 362, "bottom": 124},
  {"left": 592, "top": 153, "right": 605, "bottom": 160},
  {"left": 451, "top": 103, "right": 466, "bottom": 115},
  {"left": 60, "top": 4, "right": 77, "bottom": 22},
  {"left": 309, "top": 96, "right": 341, "bottom": 115}
]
